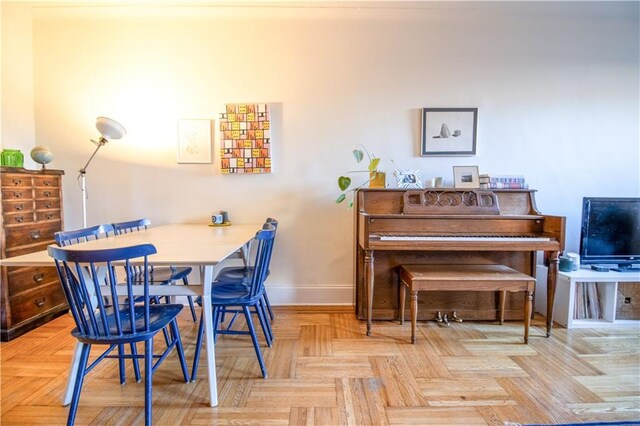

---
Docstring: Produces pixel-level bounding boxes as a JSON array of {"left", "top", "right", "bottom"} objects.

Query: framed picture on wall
[
  {"left": 421, "top": 108, "right": 478, "bottom": 156},
  {"left": 453, "top": 166, "right": 480, "bottom": 188},
  {"left": 177, "top": 119, "right": 212, "bottom": 164}
]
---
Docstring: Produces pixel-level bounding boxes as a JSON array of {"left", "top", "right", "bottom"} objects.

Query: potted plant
[{"left": 336, "top": 146, "right": 386, "bottom": 208}]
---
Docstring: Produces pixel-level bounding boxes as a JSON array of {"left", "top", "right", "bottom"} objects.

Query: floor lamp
[{"left": 78, "top": 117, "right": 126, "bottom": 228}]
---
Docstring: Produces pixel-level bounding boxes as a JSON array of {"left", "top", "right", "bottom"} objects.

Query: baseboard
[{"left": 173, "top": 283, "right": 354, "bottom": 306}]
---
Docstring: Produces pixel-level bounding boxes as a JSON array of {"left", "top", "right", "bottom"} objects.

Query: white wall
[{"left": 2, "top": 1, "right": 639, "bottom": 304}]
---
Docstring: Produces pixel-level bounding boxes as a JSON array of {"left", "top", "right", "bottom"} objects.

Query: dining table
[{"left": 0, "top": 223, "right": 262, "bottom": 407}]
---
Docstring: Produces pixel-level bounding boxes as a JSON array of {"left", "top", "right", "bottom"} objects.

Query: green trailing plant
[{"left": 336, "top": 146, "right": 381, "bottom": 208}]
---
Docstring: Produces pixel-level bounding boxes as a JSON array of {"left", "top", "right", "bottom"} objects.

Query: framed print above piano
[{"left": 421, "top": 108, "right": 477, "bottom": 156}]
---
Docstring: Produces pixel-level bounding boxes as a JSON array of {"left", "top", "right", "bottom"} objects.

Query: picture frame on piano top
[
  {"left": 393, "top": 169, "right": 423, "bottom": 189},
  {"left": 421, "top": 108, "right": 478, "bottom": 156},
  {"left": 453, "top": 165, "right": 480, "bottom": 188}
]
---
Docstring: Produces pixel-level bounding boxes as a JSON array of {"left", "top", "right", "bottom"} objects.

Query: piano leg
[
  {"left": 524, "top": 291, "right": 533, "bottom": 344},
  {"left": 546, "top": 251, "right": 560, "bottom": 337},
  {"left": 365, "top": 250, "right": 374, "bottom": 336},
  {"left": 499, "top": 291, "right": 506, "bottom": 325},
  {"left": 399, "top": 275, "right": 406, "bottom": 325}
]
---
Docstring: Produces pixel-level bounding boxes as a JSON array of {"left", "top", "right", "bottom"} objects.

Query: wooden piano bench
[{"left": 397, "top": 264, "right": 535, "bottom": 344}]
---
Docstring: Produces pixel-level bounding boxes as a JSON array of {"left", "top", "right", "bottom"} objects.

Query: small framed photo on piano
[
  {"left": 394, "top": 169, "right": 423, "bottom": 189},
  {"left": 421, "top": 108, "right": 478, "bottom": 156},
  {"left": 453, "top": 166, "right": 480, "bottom": 188}
]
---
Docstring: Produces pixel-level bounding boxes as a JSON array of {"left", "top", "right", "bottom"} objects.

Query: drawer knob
[
  {"left": 14, "top": 204, "right": 24, "bottom": 211},
  {"left": 44, "top": 181, "right": 51, "bottom": 186},
  {"left": 43, "top": 191, "right": 52, "bottom": 197},
  {"left": 44, "top": 203, "right": 52, "bottom": 208},
  {"left": 15, "top": 216, "right": 24, "bottom": 223},
  {"left": 35, "top": 298, "right": 45, "bottom": 307},
  {"left": 45, "top": 213, "right": 54, "bottom": 220},
  {"left": 30, "top": 230, "right": 41, "bottom": 239},
  {"left": 13, "top": 191, "right": 23, "bottom": 198},
  {"left": 33, "top": 273, "right": 44, "bottom": 283},
  {"left": 12, "top": 179, "right": 22, "bottom": 185}
]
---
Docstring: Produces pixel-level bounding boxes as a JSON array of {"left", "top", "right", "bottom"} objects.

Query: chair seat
[
  {"left": 217, "top": 266, "right": 272, "bottom": 282},
  {"left": 196, "top": 282, "right": 263, "bottom": 306},
  {"left": 72, "top": 304, "right": 184, "bottom": 344},
  {"left": 133, "top": 266, "right": 192, "bottom": 284}
]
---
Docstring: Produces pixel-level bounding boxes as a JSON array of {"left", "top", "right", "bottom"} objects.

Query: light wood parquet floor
[{"left": 1, "top": 306, "right": 639, "bottom": 425}]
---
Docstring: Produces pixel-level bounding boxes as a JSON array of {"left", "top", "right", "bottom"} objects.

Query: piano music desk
[{"left": 398, "top": 264, "right": 535, "bottom": 344}]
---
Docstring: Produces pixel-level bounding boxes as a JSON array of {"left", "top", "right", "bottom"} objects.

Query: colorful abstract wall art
[{"left": 219, "top": 103, "right": 271, "bottom": 174}]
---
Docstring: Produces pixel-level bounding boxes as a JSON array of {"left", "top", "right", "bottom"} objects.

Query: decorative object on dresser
[
  {"left": 0, "top": 167, "right": 66, "bottom": 341},
  {"left": 420, "top": 108, "right": 478, "bottom": 156},
  {"left": 79, "top": 117, "right": 126, "bottom": 227},
  {"left": 30, "top": 146, "right": 54, "bottom": 170}
]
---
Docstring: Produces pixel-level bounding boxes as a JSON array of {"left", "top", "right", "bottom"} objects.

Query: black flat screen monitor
[{"left": 579, "top": 197, "right": 640, "bottom": 271}]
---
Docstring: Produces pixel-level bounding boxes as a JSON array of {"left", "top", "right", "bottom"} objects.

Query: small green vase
[{"left": 1, "top": 149, "right": 24, "bottom": 167}]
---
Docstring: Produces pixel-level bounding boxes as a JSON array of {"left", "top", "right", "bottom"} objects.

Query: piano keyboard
[{"left": 377, "top": 235, "right": 552, "bottom": 242}]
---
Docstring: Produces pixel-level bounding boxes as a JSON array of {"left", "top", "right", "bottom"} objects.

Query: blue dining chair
[
  {"left": 192, "top": 223, "right": 276, "bottom": 380},
  {"left": 55, "top": 224, "right": 142, "bottom": 384},
  {"left": 54, "top": 224, "right": 114, "bottom": 246},
  {"left": 48, "top": 243, "right": 189, "bottom": 426},
  {"left": 216, "top": 217, "right": 278, "bottom": 322},
  {"left": 112, "top": 218, "right": 197, "bottom": 322}
]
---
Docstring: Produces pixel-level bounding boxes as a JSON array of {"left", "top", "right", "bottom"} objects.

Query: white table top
[{"left": 0, "top": 223, "right": 262, "bottom": 267}]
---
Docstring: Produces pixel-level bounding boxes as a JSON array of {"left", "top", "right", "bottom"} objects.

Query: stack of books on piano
[{"left": 479, "top": 174, "right": 529, "bottom": 189}]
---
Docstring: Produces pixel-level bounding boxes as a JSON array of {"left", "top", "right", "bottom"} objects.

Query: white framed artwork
[{"left": 177, "top": 119, "right": 212, "bottom": 164}]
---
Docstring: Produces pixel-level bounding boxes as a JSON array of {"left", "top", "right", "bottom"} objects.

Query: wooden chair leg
[
  {"left": 524, "top": 291, "right": 532, "bottom": 344},
  {"left": 410, "top": 290, "right": 418, "bottom": 344},
  {"left": 499, "top": 291, "right": 506, "bottom": 325}
]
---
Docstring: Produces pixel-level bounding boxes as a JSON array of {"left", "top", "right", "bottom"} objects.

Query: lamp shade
[{"left": 96, "top": 117, "right": 126, "bottom": 140}]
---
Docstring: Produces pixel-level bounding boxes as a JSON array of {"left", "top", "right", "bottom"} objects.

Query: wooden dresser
[{"left": 0, "top": 167, "right": 67, "bottom": 341}]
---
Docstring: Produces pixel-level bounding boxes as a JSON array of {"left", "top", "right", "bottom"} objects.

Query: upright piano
[{"left": 355, "top": 188, "right": 565, "bottom": 337}]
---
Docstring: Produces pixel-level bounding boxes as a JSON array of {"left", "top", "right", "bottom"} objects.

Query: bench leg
[
  {"left": 410, "top": 291, "right": 418, "bottom": 344},
  {"left": 399, "top": 280, "right": 406, "bottom": 325},
  {"left": 524, "top": 291, "right": 532, "bottom": 344},
  {"left": 499, "top": 291, "right": 506, "bottom": 325}
]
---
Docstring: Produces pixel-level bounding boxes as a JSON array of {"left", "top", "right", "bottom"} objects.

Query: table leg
[
  {"left": 202, "top": 265, "right": 219, "bottom": 407},
  {"left": 399, "top": 279, "right": 406, "bottom": 325}
]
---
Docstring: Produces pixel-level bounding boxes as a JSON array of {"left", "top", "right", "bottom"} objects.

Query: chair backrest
[
  {"left": 247, "top": 223, "right": 277, "bottom": 298},
  {"left": 48, "top": 244, "right": 158, "bottom": 338},
  {"left": 55, "top": 224, "right": 114, "bottom": 247},
  {"left": 112, "top": 218, "right": 151, "bottom": 235}
]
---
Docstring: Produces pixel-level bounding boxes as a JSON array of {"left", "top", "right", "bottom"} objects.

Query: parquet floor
[{"left": 1, "top": 306, "right": 639, "bottom": 425}]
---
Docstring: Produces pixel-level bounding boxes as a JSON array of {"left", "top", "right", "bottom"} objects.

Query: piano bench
[{"left": 397, "top": 264, "right": 535, "bottom": 344}]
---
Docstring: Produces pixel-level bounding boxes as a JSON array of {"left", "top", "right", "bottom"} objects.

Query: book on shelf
[
  {"left": 479, "top": 174, "right": 526, "bottom": 184},
  {"left": 480, "top": 182, "right": 529, "bottom": 189}
]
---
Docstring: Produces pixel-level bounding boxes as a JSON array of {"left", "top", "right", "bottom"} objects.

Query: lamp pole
[{"left": 78, "top": 136, "right": 108, "bottom": 228}]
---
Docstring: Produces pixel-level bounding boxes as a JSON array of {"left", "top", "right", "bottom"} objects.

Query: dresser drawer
[
  {"left": 4, "top": 221, "right": 60, "bottom": 248},
  {"left": 2, "top": 199, "right": 34, "bottom": 215},
  {"left": 33, "top": 176, "right": 60, "bottom": 188},
  {"left": 35, "top": 198, "right": 60, "bottom": 210},
  {"left": 8, "top": 282, "right": 67, "bottom": 325},
  {"left": 34, "top": 188, "right": 58, "bottom": 199},
  {"left": 7, "top": 266, "right": 60, "bottom": 298},
  {"left": 5, "top": 241, "right": 52, "bottom": 258},
  {"left": 1, "top": 187, "right": 33, "bottom": 201},
  {"left": 1, "top": 174, "right": 32, "bottom": 188},
  {"left": 36, "top": 210, "right": 61, "bottom": 222},
  {"left": 3, "top": 211, "right": 35, "bottom": 225}
]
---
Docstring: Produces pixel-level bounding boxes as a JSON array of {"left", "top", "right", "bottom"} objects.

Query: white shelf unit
[{"left": 536, "top": 266, "right": 640, "bottom": 328}]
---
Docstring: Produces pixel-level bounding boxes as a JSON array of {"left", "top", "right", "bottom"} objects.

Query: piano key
[{"left": 376, "top": 235, "right": 552, "bottom": 242}]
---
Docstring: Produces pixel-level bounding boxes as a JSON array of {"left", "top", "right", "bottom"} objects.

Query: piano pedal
[
  {"left": 451, "top": 311, "right": 463, "bottom": 323},
  {"left": 434, "top": 311, "right": 444, "bottom": 323},
  {"left": 442, "top": 313, "right": 450, "bottom": 326}
]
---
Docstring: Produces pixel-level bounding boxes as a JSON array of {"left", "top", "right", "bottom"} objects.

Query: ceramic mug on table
[{"left": 211, "top": 214, "right": 224, "bottom": 224}]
